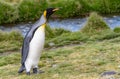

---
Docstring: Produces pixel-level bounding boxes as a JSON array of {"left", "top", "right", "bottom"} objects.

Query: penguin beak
[{"left": 53, "top": 8, "right": 59, "bottom": 12}]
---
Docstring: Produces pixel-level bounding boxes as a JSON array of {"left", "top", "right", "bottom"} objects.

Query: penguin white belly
[{"left": 25, "top": 25, "right": 45, "bottom": 68}]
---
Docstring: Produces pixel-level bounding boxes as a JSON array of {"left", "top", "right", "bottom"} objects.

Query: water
[{"left": 0, "top": 15, "right": 120, "bottom": 36}]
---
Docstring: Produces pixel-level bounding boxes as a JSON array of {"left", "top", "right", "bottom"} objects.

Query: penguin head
[{"left": 43, "top": 8, "right": 59, "bottom": 19}]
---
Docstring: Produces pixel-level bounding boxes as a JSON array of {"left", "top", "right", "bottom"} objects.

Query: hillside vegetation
[{"left": 0, "top": 0, "right": 120, "bottom": 24}]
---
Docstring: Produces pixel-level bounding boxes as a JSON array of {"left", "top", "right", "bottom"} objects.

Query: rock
[
  {"left": 49, "top": 42, "right": 55, "bottom": 47},
  {"left": 52, "top": 64, "right": 57, "bottom": 68},
  {"left": 100, "top": 71, "right": 117, "bottom": 77},
  {"left": 99, "top": 75, "right": 116, "bottom": 79},
  {"left": 99, "top": 71, "right": 117, "bottom": 79}
]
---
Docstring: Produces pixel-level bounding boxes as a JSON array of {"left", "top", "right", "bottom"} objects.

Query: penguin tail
[{"left": 18, "top": 65, "right": 25, "bottom": 73}]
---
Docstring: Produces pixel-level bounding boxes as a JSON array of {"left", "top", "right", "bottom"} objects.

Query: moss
[{"left": 81, "top": 12, "right": 110, "bottom": 35}]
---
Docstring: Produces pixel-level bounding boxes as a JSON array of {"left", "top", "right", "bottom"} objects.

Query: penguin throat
[{"left": 41, "top": 24, "right": 46, "bottom": 28}]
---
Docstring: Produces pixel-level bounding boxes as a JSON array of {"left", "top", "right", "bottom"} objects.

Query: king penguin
[{"left": 18, "top": 8, "right": 59, "bottom": 75}]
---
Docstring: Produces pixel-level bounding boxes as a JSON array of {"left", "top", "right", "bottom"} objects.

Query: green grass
[
  {"left": 0, "top": 0, "right": 120, "bottom": 24},
  {"left": 45, "top": 25, "right": 70, "bottom": 39},
  {"left": 0, "top": 38, "right": 120, "bottom": 79},
  {"left": 114, "top": 26, "right": 120, "bottom": 33},
  {"left": 18, "top": 0, "right": 48, "bottom": 21},
  {"left": 45, "top": 32, "right": 89, "bottom": 47},
  {"left": 0, "top": 27, "right": 120, "bottom": 79},
  {"left": 0, "top": 31, "right": 23, "bottom": 53},
  {"left": 0, "top": 0, "right": 19, "bottom": 24},
  {"left": 81, "top": 12, "right": 110, "bottom": 35},
  {"left": 0, "top": 31, "right": 120, "bottom": 79}
]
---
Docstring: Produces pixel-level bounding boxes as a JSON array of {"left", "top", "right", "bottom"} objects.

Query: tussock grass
[
  {"left": 46, "top": 25, "right": 70, "bottom": 39},
  {"left": 18, "top": 0, "right": 47, "bottom": 21},
  {"left": 0, "top": 1, "right": 19, "bottom": 24},
  {"left": 0, "top": 0, "right": 120, "bottom": 24},
  {"left": 77, "top": 0, "right": 120, "bottom": 14},
  {"left": 81, "top": 12, "right": 110, "bottom": 35},
  {"left": 114, "top": 27, "right": 120, "bottom": 33},
  {"left": 89, "top": 29, "right": 120, "bottom": 41},
  {"left": 45, "top": 32, "right": 89, "bottom": 47},
  {"left": 0, "top": 31, "right": 23, "bottom": 53}
]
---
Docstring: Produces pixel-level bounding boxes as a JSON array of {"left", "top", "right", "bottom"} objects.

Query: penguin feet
[
  {"left": 33, "top": 68, "right": 44, "bottom": 74},
  {"left": 18, "top": 69, "right": 24, "bottom": 73},
  {"left": 33, "top": 68, "right": 38, "bottom": 74},
  {"left": 26, "top": 72, "right": 30, "bottom": 75},
  {"left": 18, "top": 66, "right": 25, "bottom": 73}
]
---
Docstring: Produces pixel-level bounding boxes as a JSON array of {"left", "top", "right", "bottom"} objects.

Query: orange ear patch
[{"left": 43, "top": 10, "right": 47, "bottom": 17}]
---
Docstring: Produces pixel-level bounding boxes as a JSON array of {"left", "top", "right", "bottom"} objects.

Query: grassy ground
[
  {"left": 0, "top": 37, "right": 120, "bottom": 79},
  {"left": 0, "top": 31, "right": 23, "bottom": 53},
  {"left": 0, "top": 28, "right": 120, "bottom": 79}
]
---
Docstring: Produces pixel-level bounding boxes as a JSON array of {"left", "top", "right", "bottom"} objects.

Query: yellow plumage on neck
[
  {"left": 41, "top": 24, "right": 46, "bottom": 28},
  {"left": 38, "top": 24, "right": 46, "bottom": 31},
  {"left": 43, "top": 10, "right": 47, "bottom": 17}
]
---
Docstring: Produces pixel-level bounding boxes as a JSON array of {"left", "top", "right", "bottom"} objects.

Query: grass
[
  {"left": 114, "top": 26, "right": 120, "bottom": 33},
  {"left": 0, "top": 38, "right": 120, "bottom": 79},
  {"left": 45, "top": 32, "right": 89, "bottom": 47},
  {"left": 0, "top": 0, "right": 120, "bottom": 24},
  {"left": 0, "top": 0, "right": 19, "bottom": 24},
  {"left": 81, "top": 12, "right": 110, "bottom": 35},
  {"left": 0, "top": 28, "right": 120, "bottom": 79},
  {"left": 0, "top": 30, "right": 23, "bottom": 53}
]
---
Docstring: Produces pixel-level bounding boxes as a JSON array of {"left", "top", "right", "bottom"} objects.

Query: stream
[{"left": 0, "top": 15, "right": 120, "bottom": 36}]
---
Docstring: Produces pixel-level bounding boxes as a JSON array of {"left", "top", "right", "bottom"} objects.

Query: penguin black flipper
[
  {"left": 18, "top": 21, "right": 40, "bottom": 73},
  {"left": 21, "top": 35, "right": 32, "bottom": 64},
  {"left": 18, "top": 31, "right": 33, "bottom": 73}
]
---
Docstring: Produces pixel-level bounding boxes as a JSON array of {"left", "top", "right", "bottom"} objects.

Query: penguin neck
[{"left": 38, "top": 14, "right": 47, "bottom": 27}]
